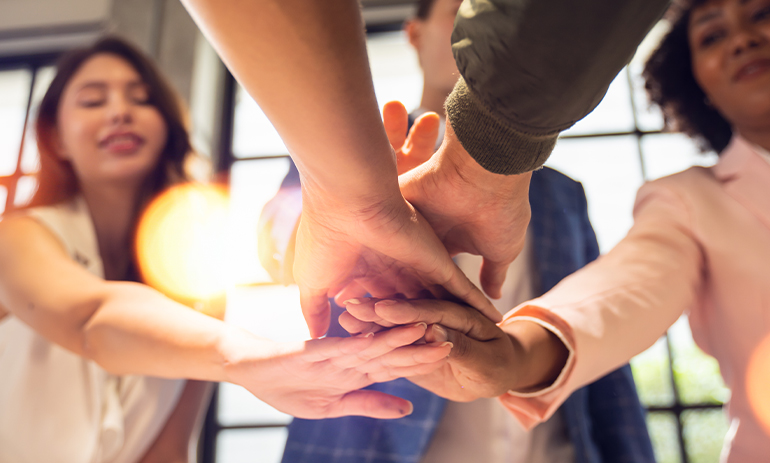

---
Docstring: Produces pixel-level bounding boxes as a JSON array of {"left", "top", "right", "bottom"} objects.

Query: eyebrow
[
  {"left": 692, "top": 9, "right": 723, "bottom": 26},
  {"left": 76, "top": 80, "right": 145, "bottom": 92}
]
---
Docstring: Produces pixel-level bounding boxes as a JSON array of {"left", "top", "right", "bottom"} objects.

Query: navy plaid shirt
[{"left": 276, "top": 166, "right": 655, "bottom": 463}]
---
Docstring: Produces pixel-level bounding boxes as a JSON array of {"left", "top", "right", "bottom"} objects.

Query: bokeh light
[
  {"left": 136, "top": 183, "right": 230, "bottom": 304},
  {"left": 747, "top": 333, "right": 770, "bottom": 435}
]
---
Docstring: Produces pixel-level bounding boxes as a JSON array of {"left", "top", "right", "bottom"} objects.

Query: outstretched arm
[
  {"left": 0, "top": 217, "right": 451, "bottom": 419},
  {"left": 181, "top": 0, "right": 496, "bottom": 337}
]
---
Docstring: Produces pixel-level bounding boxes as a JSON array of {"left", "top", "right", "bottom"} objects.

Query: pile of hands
[{"left": 230, "top": 102, "right": 545, "bottom": 421}]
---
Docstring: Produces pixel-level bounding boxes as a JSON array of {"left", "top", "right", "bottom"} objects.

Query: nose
[
  {"left": 107, "top": 94, "right": 133, "bottom": 125},
  {"left": 731, "top": 28, "right": 766, "bottom": 57}
]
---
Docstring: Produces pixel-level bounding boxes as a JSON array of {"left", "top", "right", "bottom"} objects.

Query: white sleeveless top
[{"left": 0, "top": 197, "right": 185, "bottom": 463}]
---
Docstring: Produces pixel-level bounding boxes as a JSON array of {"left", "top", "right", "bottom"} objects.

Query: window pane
[
  {"left": 562, "top": 68, "right": 635, "bottom": 136},
  {"left": 229, "top": 158, "right": 291, "bottom": 284},
  {"left": 20, "top": 66, "right": 56, "bottom": 175},
  {"left": 668, "top": 317, "right": 730, "bottom": 405},
  {"left": 367, "top": 31, "right": 422, "bottom": 112},
  {"left": 0, "top": 186, "right": 7, "bottom": 215},
  {"left": 0, "top": 69, "right": 32, "bottom": 177},
  {"left": 647, "top": 411, "right": 683, "bottom": 463},
  {"left": 219, "top": 286, "right": 307, "bottom": 426},
  {"left": 681, "top": 409, "right": 729, "bottom": 463},
  {"left": 13, "top": 176, "right": 37, "bottom": 208},
  {"left": 545, "top": 136, "right": 643, "bottom": 252},
  {"left": 631, "top": 337, "right": 676, "bottom": 407},
  {"left": 216, "top": 428, "right": 288, "bottom": 463},
  {"left": 628, "top": 20, "right": 669, "bottom": 133},
  {"left": 641, "top": 133, "right": 718, "bottom": 181},
  {"left": 232, "top": 31, "right": 423, "bottom": 159}
]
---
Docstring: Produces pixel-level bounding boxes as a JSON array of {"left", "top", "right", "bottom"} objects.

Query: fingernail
[
  {"left": 355, "top": 331, "right": 374, "bottom": 338},
  {"left": 402, "top": 401, "right": 414, "bottom": 416},
  {"left": 440, "top": 342, "right": 453, "bottom": 349},
  {"left": 413, "top": 322, "right": 427, "bottom": 330},
  {"left": 432, "top": 325, "right": 448, "bottom": 343},
  {"left": 375, "top": 300, "right": 399, "bottom": 307},
  {"left": 344, "top": 299, "right": 362, "bottom": 305}
]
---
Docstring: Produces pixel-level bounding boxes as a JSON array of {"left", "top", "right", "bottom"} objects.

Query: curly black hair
[{"left": 644, "top": 0, "right": 733, "bottom": 153}]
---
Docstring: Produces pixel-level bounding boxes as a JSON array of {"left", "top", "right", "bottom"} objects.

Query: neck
[
  {"left": 738, "top": 128, "right": 770, "bottom": 153},
  {"left": 419, "top": 82, "right": 451, "bottom": 116},
  {"left": 80, "top": 181, "right": 142, "bottom": 278}
]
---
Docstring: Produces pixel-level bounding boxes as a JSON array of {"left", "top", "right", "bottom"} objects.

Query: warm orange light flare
[
  {"left": 747, "top": 334, "right": 770, "bottom": 436},
  {"left": 136, "top": 183, "right": 230, "bottom": 302}
]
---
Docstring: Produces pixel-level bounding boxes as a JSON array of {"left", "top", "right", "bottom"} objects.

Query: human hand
[
  {"left": 295, "top": 182, "right": 499, "bottom": 339},
  {"left": 382, "top": 101, "right": 439, "bottom": 175},
  {"left": 339, "top": 298, "right": 568, "bottom": 402},
  {"left": 222, "top": 322, "right": 451, "bottom": 419},
  {"left": 398, "top": 121, "right": 533, "bottom": 299}
]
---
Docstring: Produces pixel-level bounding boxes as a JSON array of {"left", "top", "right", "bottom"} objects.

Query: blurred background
[{"left": 0, "top": 1, "right": 730, "bottom": 462}]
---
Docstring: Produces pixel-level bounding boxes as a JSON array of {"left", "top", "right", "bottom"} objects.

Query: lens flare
[
  {"left": 136, "top": 183, "right": 230, "bottom": 304},
  {"left": 747, "top": 334, "right": 770, "bottom": 435}
]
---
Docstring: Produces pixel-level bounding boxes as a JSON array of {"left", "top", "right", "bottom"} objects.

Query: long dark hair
[
  {"left": 31, "top": 35, "right": 195, "bottom": 208},
  {"left": 644, "top": 0, "right": 733, "bottom": 153}
]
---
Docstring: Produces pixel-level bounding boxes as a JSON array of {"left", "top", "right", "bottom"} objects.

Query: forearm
[
  {"left": 182, "top": 0, "right": 399, "bottom": 205},
  {"left": 81, "top": 281, "right": 258, "bottom": 382},
  {"left": 448, "top": 0, "right": 670, "bottom": 174}
]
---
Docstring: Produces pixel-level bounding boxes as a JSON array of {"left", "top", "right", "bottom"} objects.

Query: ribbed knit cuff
[{"left": 445, "top": 79, "right": 558, "bottom": 175}]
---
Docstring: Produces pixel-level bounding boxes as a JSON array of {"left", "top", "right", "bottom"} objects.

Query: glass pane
[
  {"left": 13, "top": 176, "right": 37, "bottom": 208},
  {"left": 562, "top": 68, "right": 635, "bottom": 136},
  {"left": 631, "top": 336, "right": 676, "bottom": 407},
  {"left": 20, "top": 66, "right": 56, "bottom": 175},
  {"left": 0, "top": 69, "right": 32, "bottom": 177},
  {"left": 681, "top": 409, "right": 729, "bottom": 463},
  {"left": 0, "top": 186, "right": 7, "bottom": 215},
  {"left": 545, "top": 136, "right": 643, "bottom": 252},
  {"left": 641, "top": 133, "right": 718, "bottom": 181},
  {"left": 216, "top": 428, "right": 288, "bottom": 463},
  {"left": 367, "top": 30, "right": 423, "bottom": 112},
  {"left": 647, "top": 411, "right": 683, "bottom": 463},
  {"left": 219, "top": 285, "right": 307, "bottom": 427},
  {"left": 232, "top": 31, "right": 423, "bottom": 159},
  {"left": 668, "top": 317, "right": 730, "bottom": 405},
  {"left": 628, "top": 20, "right": 670, "bottom": 133},
  {"left": 229, "top": 158, "right": 291, "bottom": 284},
  {"left": 231, "top": 84, "right": 288, "bottom": 158}
]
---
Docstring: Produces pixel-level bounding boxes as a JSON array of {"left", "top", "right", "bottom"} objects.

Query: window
[
  {"left": 0, "top": 56, "right": 57, "bottom": 218},
  {"left": 211, "top": 26, "right": 731, "bottom": 463}
]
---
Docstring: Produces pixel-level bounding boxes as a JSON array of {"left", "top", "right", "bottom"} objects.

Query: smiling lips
[
  {"left": 99, "top": 132, "right": 145, "bottom": 154},
  {"left": 734, "top": 58, "right": 770, "bottom": 82}
]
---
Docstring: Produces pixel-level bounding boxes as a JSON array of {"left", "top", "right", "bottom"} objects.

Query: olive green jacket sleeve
[{"left": 446, "top": 0, "right": 670, "bottom": 174}]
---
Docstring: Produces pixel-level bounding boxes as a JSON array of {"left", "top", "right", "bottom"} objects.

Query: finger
[
  {"left": 344, "top": 298, "right": 396, "bottom": 327},
  {"left": 332, "top": 322, "right": 428, "bottom": 368},
  {"left": 373, "top": 299, "right": 500, "bottom": 342},
  {"left": 326, "top": 390, "right": 413, "bottom": 419},
  {"left": 480, "top": 258, "right": 511, "bottom": 300},
  {"left": 366, "top": 358, "right": 449, "bottom": 383},
  {"left": 338, "top": 310, "right": 384, "bottom": 335},
  {"left": 298, "top": 286, "right": 333, "bottom": 338},
  {"left": 357, "top": 342, "right": 452, "bottom": 370},
  {"left": 333, "top": 281, "right": 368, "bottom": 306},
  {"left": 440, "top": 262, "right": 502, "bottom": 323},
  {"left": 405, "top": 112, "right": 440, "bottom": 163},
  {"left": 382, "top": 101, "right": 408, "bottom": 151}
]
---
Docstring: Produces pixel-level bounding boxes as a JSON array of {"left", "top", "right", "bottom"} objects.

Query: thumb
[
  {"left": 480, "top": 258, "right": 511, "bottom": 300},
  {"left": 298, "top": 285, "right": 332, "bottom": 338},
  {"left": 327, "top": 390, "right": 414, "bottom": 419}
]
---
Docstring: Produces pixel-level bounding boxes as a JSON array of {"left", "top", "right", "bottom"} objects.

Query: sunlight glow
[
  {"left": 747, "top": 334, "right": 770, "bottom": 435},
  {"left": 136, "top": 183, "right": 231, "bottom": 304}
]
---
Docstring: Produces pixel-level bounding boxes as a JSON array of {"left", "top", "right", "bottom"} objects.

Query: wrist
[
  {"left": 436, "top": 119, "right": 532, "bottom": 200},
  {"left": 216, "top": 324, "right": 271, "bottom": 386},
  {"left": 502, "top": 320, "right": 569, "bottom": 392}
]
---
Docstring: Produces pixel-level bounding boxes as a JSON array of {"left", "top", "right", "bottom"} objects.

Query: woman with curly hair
[{"left": 339, "top": 0, "right": 770, "bottom": 461}]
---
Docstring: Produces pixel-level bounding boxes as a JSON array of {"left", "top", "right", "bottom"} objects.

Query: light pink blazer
[{"left": 499, "top": 136, "right": 770, "bottom": 462}]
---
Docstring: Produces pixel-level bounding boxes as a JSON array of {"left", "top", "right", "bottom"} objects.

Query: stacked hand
[{"left": 221, "top": 322, "right": 452, "bottom": 419}]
